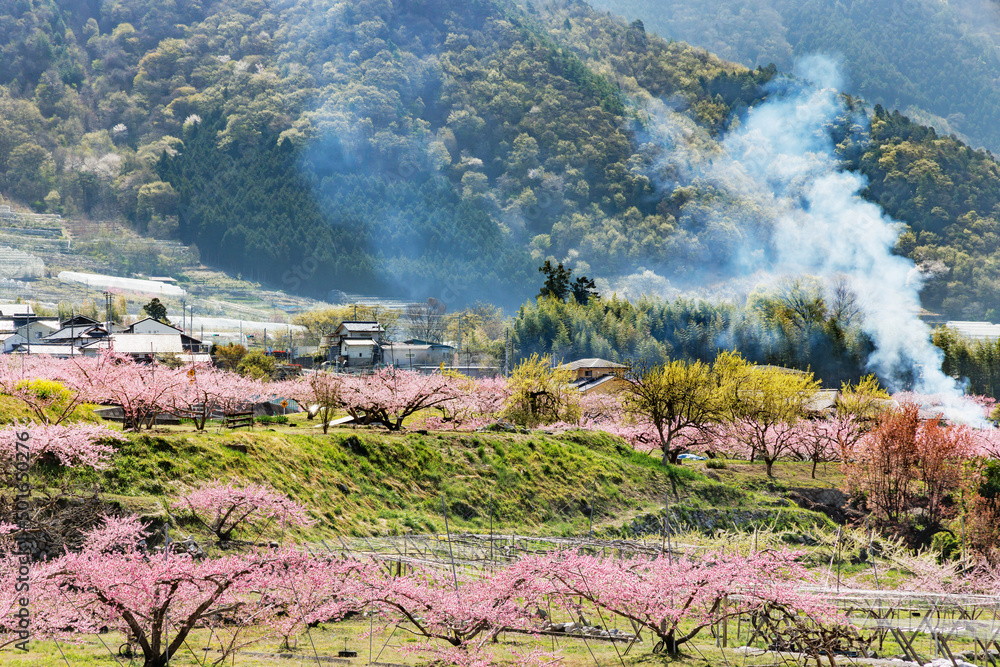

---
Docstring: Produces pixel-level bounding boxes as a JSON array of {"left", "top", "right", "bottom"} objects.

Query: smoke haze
[
  {"left": 637, "top": 56, "right": 983, "bottom": 423},
  {"left": 587, "top": 0, "right": 1000, "bottom": 153}
]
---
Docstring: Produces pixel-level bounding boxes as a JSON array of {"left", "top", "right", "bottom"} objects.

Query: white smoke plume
[{"left": 642, "top": 55, "right": 983, "bottom": 424}]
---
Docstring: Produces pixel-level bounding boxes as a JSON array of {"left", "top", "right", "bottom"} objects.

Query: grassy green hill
[{"left": 33, "top": 416, "right": 837, "bottom": 540}]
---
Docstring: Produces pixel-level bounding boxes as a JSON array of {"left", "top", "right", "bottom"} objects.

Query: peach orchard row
[
  {"left": 2, "top": 353, "right": 1000, "bottom": 665},
  {"left": 1, "top": 352, "right": 999, "bottom": 475},
  {"left": 4, "top": 481, "right": 1000, "bottom": 667}
]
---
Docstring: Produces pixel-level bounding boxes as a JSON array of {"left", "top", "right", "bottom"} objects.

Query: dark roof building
[
  {"left": 60, "top": 315, "right": 101, "bottom": 328},
  {"left": 44, "top": 323, "right": 110, "bottom": 343},
  {"left": 335, "top": 321, "right": 385, "bottom": 337}
]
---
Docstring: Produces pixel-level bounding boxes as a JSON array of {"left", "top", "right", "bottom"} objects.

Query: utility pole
[{"left": 103, "top": 291, "right": 112, "bottom": 334}]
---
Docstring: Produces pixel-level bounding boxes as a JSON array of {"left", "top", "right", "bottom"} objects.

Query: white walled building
[
  {"left": 331, "top": 321, "right": 385, "bottom": 369},
  {"left": 381, "top": 340, "right": 455, "bottom": 368}
]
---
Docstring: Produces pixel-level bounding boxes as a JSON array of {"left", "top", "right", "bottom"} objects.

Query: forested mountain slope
[
  {"left": 533, "top": 1, "right": 1000, "bottom": 319},
  {"left": 2, "top": 0, "right": 1000, "bottom": 316},
  {"left": 588, "top": 0, "right": 1000, "bottom": 154}
]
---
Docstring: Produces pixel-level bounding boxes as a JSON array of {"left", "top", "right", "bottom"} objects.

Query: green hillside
[
  {"left": 532, "top": 1, "right": 1000, "bottom": 319},
  {"left": 36, "top": 421, "right": 833, "bottom": 539},
  {"left": 3, "top": 0, "right": 1000, "bottom": 316}
]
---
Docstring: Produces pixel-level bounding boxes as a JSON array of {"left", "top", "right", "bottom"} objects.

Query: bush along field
[{"left": 2, "top": 351, "right": 1000, "bottom": 666}]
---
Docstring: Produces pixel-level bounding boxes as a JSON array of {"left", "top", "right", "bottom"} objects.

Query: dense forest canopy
[
  {"left": 588, "top": 0, "right": 1000, "bottom": 153},
  {"left": 511, "top": 277, "right": 874, "bottom": 389},
  {"left": 1, "top": 0, "right": 1000, "bottom": 317}
]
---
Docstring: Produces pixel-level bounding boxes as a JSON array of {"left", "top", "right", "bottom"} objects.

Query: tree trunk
[
  {"left": 144, "top": 644, "right": 185, "bottom": 667},
  {"left": 765, "top": 457, "right": 775, "bottom": 477},
  {"left": 654, "top": 628, "right": 681, "bottom": 655},
  {"left": 195, "top": 404, "right": 208, "bottom": 431},
  {"left": 811, "top": 458, "right": 818, "bottom": 479},
  {"left": 660, "top": 428, "right": 673, "bottom": 466}
]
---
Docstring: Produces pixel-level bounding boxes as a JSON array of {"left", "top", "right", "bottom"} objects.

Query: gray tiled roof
[{"left": 558, "top": 358, "right": 625, "bottom": 371}]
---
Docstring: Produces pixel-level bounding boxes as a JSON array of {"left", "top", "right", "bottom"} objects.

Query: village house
[
  {"left": 557, "top": 358, "right": 626, "bottom": 394},
  {"left": 325, "top": 321, "right": 386, "bottom": 370},
  {"left": 1, "top": 313, "right": 207, "bottom": 362},
  {"left": 75, "top": 318, "right": 207, "bottom": 361},
  {"left": 35, "top": 316, "right": 111, "bottom": 350},
  {"left": 381, "top": 339, "right": 455, "bottom": 368},
  {"left": 126, "top": 317, "right": 205, "bottom": 354},
  {"left": 0, "top": 319, "right": 59, "bottom": 353},
  {"left": 0, "top": 315, "right": 108, "bottom": 356},
  {"left": 0, "top": 303, "right": 36, "bottom": 323}
]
